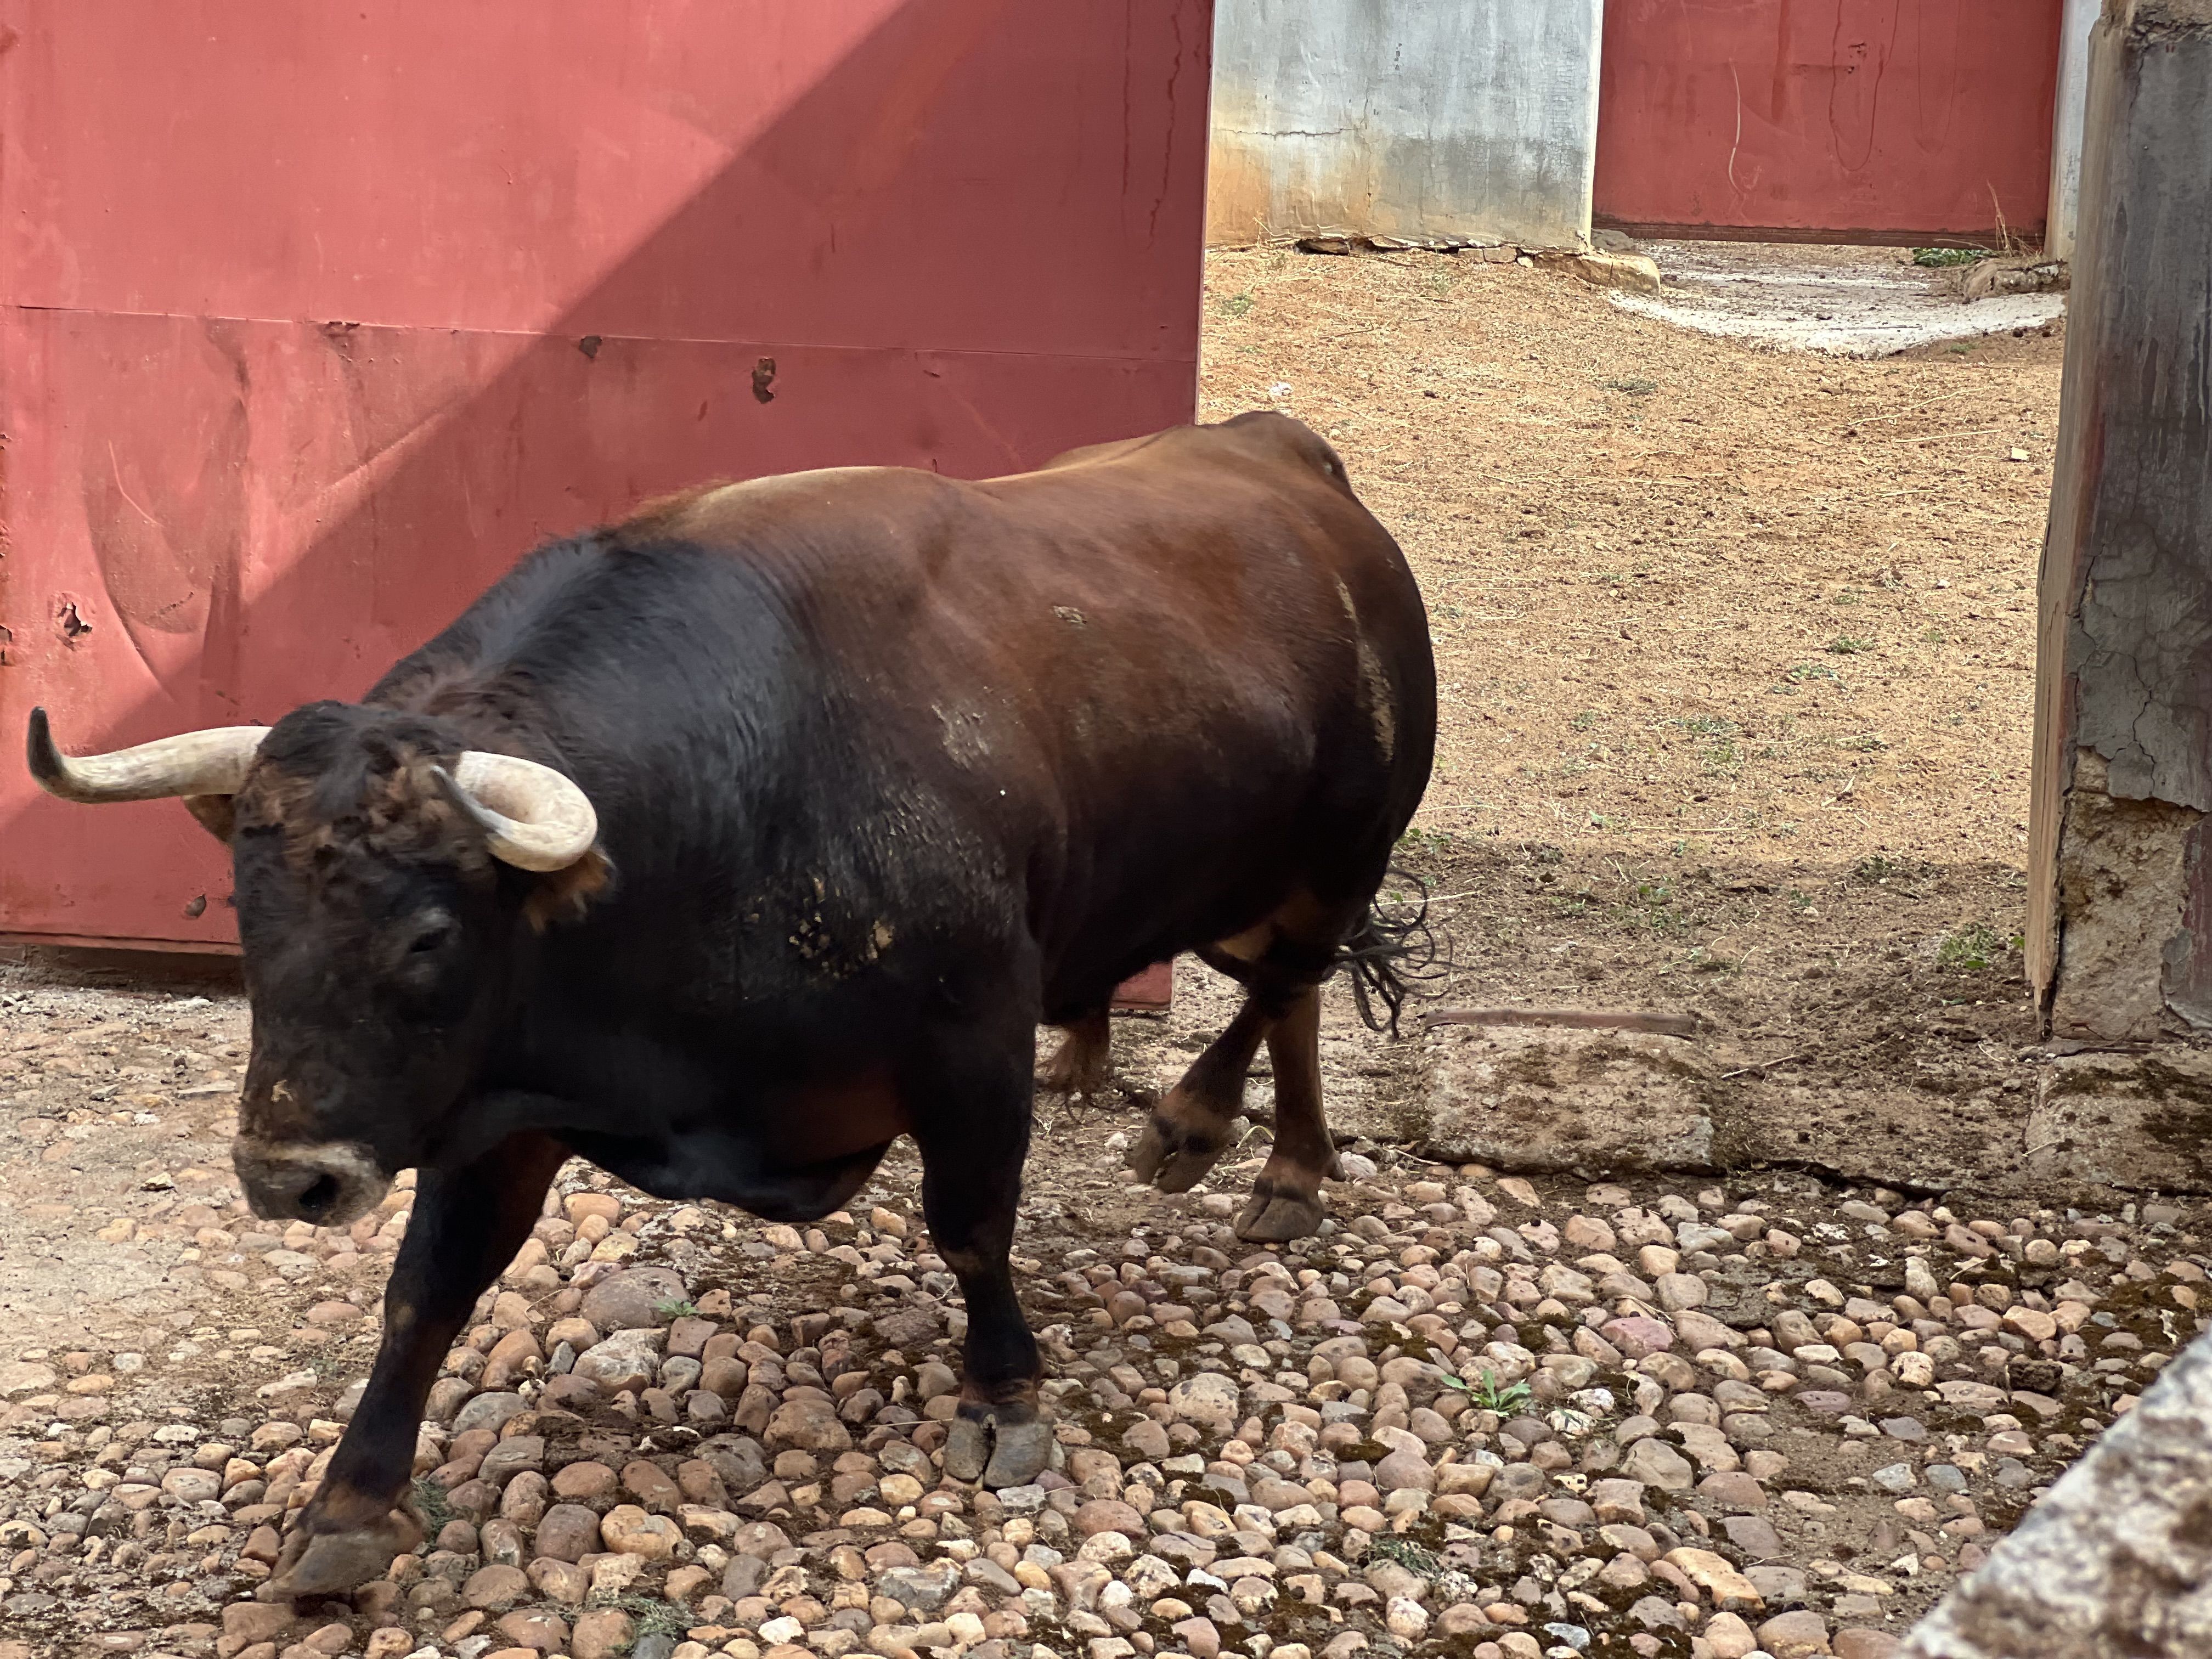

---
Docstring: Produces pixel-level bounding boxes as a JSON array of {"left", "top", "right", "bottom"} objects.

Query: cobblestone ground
[{"left": 2, "top": 966, "right": 2204, "bottom": 1659}]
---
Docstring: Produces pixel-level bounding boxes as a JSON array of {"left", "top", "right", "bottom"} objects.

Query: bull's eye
[{"left": 406, "top": 918, "right": 456, "bottom": 956}]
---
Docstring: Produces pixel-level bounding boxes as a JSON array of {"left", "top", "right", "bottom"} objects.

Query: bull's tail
[{"left": 1338, "top": 863, "right": 1449, "bottom": 1035}]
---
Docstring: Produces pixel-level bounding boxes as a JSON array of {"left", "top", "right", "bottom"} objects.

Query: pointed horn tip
[
  {"left": 427, "top": 763, "right": 475, "bottom": 817},
  {"left": 26, "top": 706, "right": 67, "bottom": 792}
]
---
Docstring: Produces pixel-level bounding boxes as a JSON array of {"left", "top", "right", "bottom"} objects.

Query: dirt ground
[
  {"left": 6, "top": 247, "right": 2205, "bottom": 1659},
  {"left": 1200, "top": 243, "right": 2058, "bottom": 869},
  {"left": 1194, "top": 242, "right": 2086, "bottom": 1200}
]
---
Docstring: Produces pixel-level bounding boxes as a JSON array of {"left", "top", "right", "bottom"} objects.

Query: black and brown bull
[{"left": 26, "top": 411, "right": 1436, "bottom": 1598}]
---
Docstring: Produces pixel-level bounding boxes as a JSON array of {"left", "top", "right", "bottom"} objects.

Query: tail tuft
[{"left": 1336, "top": 863, "right": 1450, "bottom": 1035}]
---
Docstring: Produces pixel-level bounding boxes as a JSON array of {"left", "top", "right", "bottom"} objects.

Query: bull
[{"left": 27, "top": 411, "right": 1435, "bottom": 1596}]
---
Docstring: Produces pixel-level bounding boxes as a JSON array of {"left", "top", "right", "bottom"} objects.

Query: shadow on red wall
[{"left": 0, "top": 0, "right": 1215, "bottom": 948}]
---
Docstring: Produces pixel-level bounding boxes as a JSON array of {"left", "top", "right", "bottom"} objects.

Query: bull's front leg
[
  {"left": 909, "top": 1024, "right": 1051, "bottom": 1489},
  {"left": 267, "top": 1132, "right": 567, "bottom": 1599}
]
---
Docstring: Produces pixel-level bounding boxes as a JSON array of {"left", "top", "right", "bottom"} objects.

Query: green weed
[
  {"left": 1783, "top": 663, "right": 1841, "bottom": 686},
  {"left": 1443, "top": 1368, "right": 1534, "bottom": 1414},
  {"left": 1616, "top": 882, "right": 1689, "bottom": 936},
  {"left": 1938, "top": 923, "right": 2009, "bottom": 972},
  {"left": 588, "top": 1594, "right": 692, "bottom": 1646},
  {"left": 411, "top": 1476, "right": 454, "bottom": 1534}
]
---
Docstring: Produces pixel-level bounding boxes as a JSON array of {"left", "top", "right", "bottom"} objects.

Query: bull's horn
[
  {"left": 27, "top": 707, "right": 267, "bottom": 803},
  {"left": 432, "top": 752, "right": 599, "bottom": 872}
]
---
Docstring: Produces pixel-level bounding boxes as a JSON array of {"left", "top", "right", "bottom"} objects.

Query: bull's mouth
[{"left": 233, "top": 1137, "right": 391, "bottom": 1228}]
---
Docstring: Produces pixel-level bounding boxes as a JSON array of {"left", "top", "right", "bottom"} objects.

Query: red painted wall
[
  {"left": 1596, "top": 0, "right": 2062, "bottom": 243},
  {"left": 0, "top": 1, "right": 1214, "bottom": 949}
]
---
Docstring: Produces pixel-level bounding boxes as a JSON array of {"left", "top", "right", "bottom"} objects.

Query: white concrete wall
[
  {"left": 2046, "top": 0, "right": 2098, "bottom": 259},
  {"left": 1207, "top": 0, "right": 1604, "bottom": 251}
]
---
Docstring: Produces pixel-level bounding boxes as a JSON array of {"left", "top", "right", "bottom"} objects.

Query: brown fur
[
  {"left": 238, "top": 749, "right": 494, "bottom": 883},
  {"left": 522, "top": 848, "right": 615, "bottom": 932}
]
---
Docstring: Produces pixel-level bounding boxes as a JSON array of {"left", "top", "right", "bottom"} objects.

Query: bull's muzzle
[{"left": 233, "top": 1137, "right": 390, "bottom": 1227}]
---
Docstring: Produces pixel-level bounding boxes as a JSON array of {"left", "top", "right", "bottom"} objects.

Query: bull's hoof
[
  {"left": 1129, "top": 1114, "right": 1228, "bottom": 1194},
  {"left": 983, "top": 1419, "right": 1054, "bottom": 1487},
  {"left": 943, "top": 1414, "right": 991, "bottom": 1482},
  {"left": 1235, "top": 1182, "right": 1326, "bottom": 1243},
  {"left": 944, "top": 1405, "right": 1054, "bottom": 1488},
  {"left": 263, "top": 1502, "right": 421, "bottom": 1600}
]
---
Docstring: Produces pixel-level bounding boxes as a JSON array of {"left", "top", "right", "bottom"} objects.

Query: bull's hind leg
[
  {"left": 1127, "top": 995, "right": 1272, "bottom": 1192},
  {"left": 1133, "top": 894, "right": 1357, "bottom": 1238},
  {"left": 1238, "top": 984, "right": 1344, "bottom": 1240},
  {"left": 1037, "top": 1006, "right": 1111, "bottom": 1097}
]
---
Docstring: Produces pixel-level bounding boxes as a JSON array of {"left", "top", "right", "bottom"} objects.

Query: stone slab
[
  {"left": 1414, "top": 1025, "right": 1714, "bottom": 1173},
  {"left": 2026, "top": 1049, "right": 2212, "bottom": 1194}
]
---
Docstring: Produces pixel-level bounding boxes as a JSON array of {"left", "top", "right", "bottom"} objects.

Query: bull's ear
[
  {"left": 182, "top": 794, "right": 237, "bottom": 844},
  {"left": 522, "top": 845, "right": 615, "bottom": 932}
]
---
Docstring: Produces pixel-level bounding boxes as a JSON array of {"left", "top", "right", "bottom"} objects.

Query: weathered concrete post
[{"left": 2026, "top": 0, "right": 2212, "bottom": 1042}]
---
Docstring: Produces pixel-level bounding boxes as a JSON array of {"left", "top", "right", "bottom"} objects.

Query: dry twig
[{"left": 1422, "top": 1006, "right": 1697, "bottom": 1037}]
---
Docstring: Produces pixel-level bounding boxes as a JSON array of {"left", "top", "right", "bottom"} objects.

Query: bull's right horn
[
  {"left": 26, "top": 707, "right": 268, "bottom": 803},
  {"left": 431, "top": 751, "right": 600, "bottom": 872}
]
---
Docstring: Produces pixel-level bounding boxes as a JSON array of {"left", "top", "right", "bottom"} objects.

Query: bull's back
[
  {"left": 411, "top": 415, "right": 1430, "bottom": 1023},
  {"left": 647, "top": 415, "right": 1430, "bottom": 953}
]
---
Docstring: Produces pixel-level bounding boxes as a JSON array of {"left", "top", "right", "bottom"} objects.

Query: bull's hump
[{"left": 652, "top": 466, "right": 951, "bottom": 538}]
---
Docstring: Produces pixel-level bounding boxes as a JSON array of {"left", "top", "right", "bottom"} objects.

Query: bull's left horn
[
  {"left": 433, "top": 752, "right": 599, "bottom": 871},
  {"left": 27, "top": 707, "right": 267, "bottom": 803}
]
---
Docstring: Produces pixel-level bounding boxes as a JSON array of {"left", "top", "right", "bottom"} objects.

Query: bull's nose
[{"left": 233, "top": 1138, "right": 389, "bottom": 1227}]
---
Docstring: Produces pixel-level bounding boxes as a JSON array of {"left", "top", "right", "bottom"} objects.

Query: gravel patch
[{"left": 4, "top": 1114, "right": 2203, "bottom": 1659}]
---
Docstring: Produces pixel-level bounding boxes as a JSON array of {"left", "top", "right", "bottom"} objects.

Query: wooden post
[{"left": 2027, "top": 0, "right": 2212, "bottom": 1042}]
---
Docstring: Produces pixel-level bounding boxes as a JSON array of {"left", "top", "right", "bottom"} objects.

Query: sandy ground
[{"left": 1199, "top": 243, "right": 2061, "bottom": 871}]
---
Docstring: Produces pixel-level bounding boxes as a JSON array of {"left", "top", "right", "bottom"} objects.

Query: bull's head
[{"left": 27, "top": 703, "right": 604, "bottom": 1226}]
